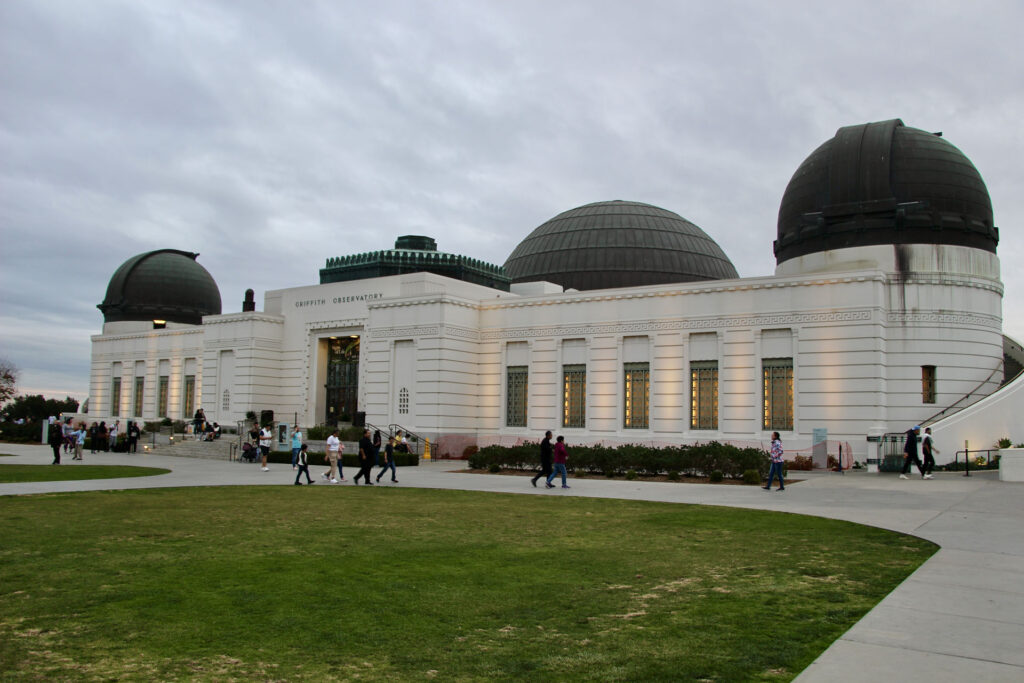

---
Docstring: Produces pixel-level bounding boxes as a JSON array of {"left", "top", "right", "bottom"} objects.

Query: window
[
  {"left": 922, "top": 365, "right": 936, "bottom": 404},
  {"left": 690, "top": 361, "right": 718, "bottom": 430},
  {"left": 562, "top": 364, "right": 586, "bottom": 428},
  {"left": 506, "top": 366, "right": 528, "bottom": 427},
  {"left": 158, "top": 376, "right": 169, "bottom": 418},
  {"left": 623, "top": 362, "right": 649, "bottom": 429},
  {"left": 762, "top": 358, "right": 793, "bottom": 431},
  {"left": 110, "top": 378, "right": 121, "bottom": 417},
  {"left": 398, "top": 387, "right": 409, "bottom": 415},
  {"left": 133, "top": 377, "right": 144, "bottom": 417},
  {"left": 222, "top": 389, "right": 230, "bottom": 412},
  {"left": 183, "top": 375, "right": 196, "bottom": 417}
]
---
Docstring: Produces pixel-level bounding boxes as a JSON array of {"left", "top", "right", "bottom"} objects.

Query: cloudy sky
[{"left": 2, "top": 0, "right": 1022, "bottom": 401}]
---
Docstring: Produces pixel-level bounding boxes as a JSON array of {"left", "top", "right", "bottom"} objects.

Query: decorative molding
[
  {"left": 91, "top": 328, "right": 205, "bottom": 343},
  {"left": 203, "top": 313, "right": 284, "bottom": 326},
  {"left": 887, "top": 273, "right": 1004, "bottom": 295},
  {"left": 887, "top": 312, "right": 1002, "bottom": 328},
  {"left": 306, "top": 318, "right": 366, "bottom": 332},
  {"left": 372, "top": 326, "right": 440, "bottom": 339},
  {"left": 369, "top": 295, "right": 482, "bottom": 311},
  {"left": 442, "top": 325, "right": 481, "bottom": 341},
  {"left": 481, "top": 310, "right": 873, "bottom": 340}
]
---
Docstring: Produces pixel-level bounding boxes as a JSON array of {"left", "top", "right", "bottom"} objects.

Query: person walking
[
  {"left": 109, "top": 420, "right": 120, "bottom": 452},
  {"left": 375, "top": 435, "right": 399, "bottom": 483},
  {"left": 372, "top": 429, "right": 382, "bottom": 466},
  {"left": 922, "top": 427, "right": 939, "bottom": 479},
  {"left": 900, "top": 425, "right": 925, "bottom": 479},
  {"left": 545, "top": 435, "right": 570, "bottom": 489},
  {"left": 259, "top": 423, "right": 272, "bottom": 471},
  {"left": 763, "top": 431, "right": 785, "bottom": 491},
  {"left": 97, "top": 421, "right": 108, "bottom": 452},
  {"left": 294, "top": 443, "right": 314, "bottom": 485},
  {"left": 323, "top": 429, "right": 344, "bottom": 483},
  {"left": 354, "top": 429, "right": 375, "bottom": 485},
  {"left": 48, "top": 421, "right": 63, "bottom": 464},
  {"left": 531, "top": 431, "right": 553, "bottom": 487},
  {"left": 290, "top": 425, "right": 303, "bottom": 470},
  {"left": 74, "top": 422, "right": 86, "bottom": 461}
]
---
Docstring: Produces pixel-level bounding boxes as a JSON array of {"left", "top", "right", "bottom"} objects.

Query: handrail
[{"left": 920, "top": 359, "right": 1006, "bottom": 426}]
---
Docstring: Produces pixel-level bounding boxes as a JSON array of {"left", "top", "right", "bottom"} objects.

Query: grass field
[
  {"left": 0, "top": 487, "right": 936, "bottom": 681},
  {"left": 0, "top": 463, "right": 170, "bottom": 483}
]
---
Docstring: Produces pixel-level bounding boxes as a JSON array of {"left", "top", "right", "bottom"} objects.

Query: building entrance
[{"left": 325, "top": 336, "right": 359, "bottom": 425}]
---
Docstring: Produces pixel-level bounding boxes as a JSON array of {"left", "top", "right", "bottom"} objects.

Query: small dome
[
  {"left": 775, "top": 119, "right": 997, "bottom": 264},
  {"left": 504, "top": 200, "right": 738, "bottom": 291},
  {"left": 98, "top": 249, "right": 221, "bottom": 325}
]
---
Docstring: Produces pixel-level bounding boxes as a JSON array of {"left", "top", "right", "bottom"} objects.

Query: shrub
[
  {"left": 161, "top": 417, "right": 173, "bottom": 426},
  {"left": 463, "top": 445, "right": 479, "bottom": 459},
  {"left": 667, "top": 470, "right": 680, "bottom": 481},
  {"left": 171, "top": 420, "right": 188, "bottom": 434},
  {"left": 604, "top": 470, "right": 616, "bottom": 478},
  {"left": 306, "top": 424, "right": 330, "bottom": 440},
  {"left": 143, "top": 421, "right": 163, "bottom": 434},
  {"left": 789, "top": 455, "right": 814, "bottom": 471},
  {"left": 997, "top": 437, "right": 1013, "bottom": 449},
  {"left": 709, "top": 470, "right": 724, "bottom": 483},
  {"left": 488, "top": 463, "right": 501, "bottom": 473},
  {"left": 625, "top": 469, "right": 638, "bottom": 480},
  {"left": 742, "top": 469, "right": 761, "bottom": 485}
]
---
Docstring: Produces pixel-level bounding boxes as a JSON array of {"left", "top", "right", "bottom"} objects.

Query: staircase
[{"left": 145, "top": 437, "right": 238, "bottom": 460}]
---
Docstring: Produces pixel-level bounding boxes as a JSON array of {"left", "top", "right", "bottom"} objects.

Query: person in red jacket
[{"left": 545, "top": 435, "right": 570, "bottom": 489}]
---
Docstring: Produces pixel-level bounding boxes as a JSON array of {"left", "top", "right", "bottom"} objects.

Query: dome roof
[
  {"left": 504, "top": 200, "right": 738, "bottom": 291},
  {"left": 98, "top": 249, "right": 221, "bottom": 325},
  {"left": 775, "top": 119, "right": 997, "bottom": 264}
]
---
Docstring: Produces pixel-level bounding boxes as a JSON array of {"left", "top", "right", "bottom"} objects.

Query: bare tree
[{"left": 0, "top": 357, "right": 18, "bottom": 404}]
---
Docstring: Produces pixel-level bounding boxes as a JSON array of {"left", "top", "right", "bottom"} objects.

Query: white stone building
[{"left": 88, "top": 120, "right": 1024, "bottom": 461}]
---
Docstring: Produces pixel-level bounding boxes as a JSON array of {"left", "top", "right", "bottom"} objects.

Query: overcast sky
[{"left": 2, "top": 0, "right": 1023, "bottom": 401}]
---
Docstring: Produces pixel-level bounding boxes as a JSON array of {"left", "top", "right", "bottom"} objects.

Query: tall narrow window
[
  {"left": 690, "top": 360, "right": 719, "bottom": 430},
  {"left": 398, "top": 387, "right": 409, "bottom": 415},
  {"left": 623, "top": 362, "right": 650, "bottom": 429},
  {"left": 506, "top": 366, "right": 528, "bottom": 427},
  {"left": 158, "top": 376, "right": 169, "bottom": 418},
  {"left": 222, "top": 389, "right": 230, "bottom": 412},
  {"left": 562, "top": 364, "right": 586, "bottom": 428},
  {"left": 110, "top": 378, "right": 121, "bottom": 417},
  {"left": 922, "top": 365, "right": 936, "bottom": 404},
  {"left": 133, "top": 377, "right": 144, "bottom": 417},
  {"left": 762, "top": 358, "right": 793, "bottom": 431},
  {"left": 183, "top": 375, "right": 196, "bottom": 417}
]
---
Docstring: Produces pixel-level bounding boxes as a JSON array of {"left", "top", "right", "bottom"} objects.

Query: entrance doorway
[{"left": 325, "top": 336, "right": 359, "bottom": 425}]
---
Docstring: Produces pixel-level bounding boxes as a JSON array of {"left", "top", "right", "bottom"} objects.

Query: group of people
[
  {"left": 47, "top": 419, "right": 141, "bottom": 464},
  {"left": 311, "top": 428, "right": 401, "bottom": 485},
  {"left": 529, "top": 431, "right": 571, "bottom": 489},
  {"left": 901, "top": 425, "right": 940, "bottom": 479},
  {"left": 191, "top": 408, "right": 220, "bottom": 441}
]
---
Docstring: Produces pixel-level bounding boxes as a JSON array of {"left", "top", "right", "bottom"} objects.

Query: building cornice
[{"left": 202, "top": 313, "right": 285, "bottom": 325}]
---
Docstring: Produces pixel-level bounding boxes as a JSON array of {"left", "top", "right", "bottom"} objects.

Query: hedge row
[{"left": 468, "top": 441, "right": 770, "bottom": 479}]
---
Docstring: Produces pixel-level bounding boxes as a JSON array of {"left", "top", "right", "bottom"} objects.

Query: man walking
[
  {"left": 531, "top": 431, "right": 553, "bottom": 487},
  {"left": 354, "top": 429, "right": 375, "bottom": 485},
  {"left": 259, "top": 423, "right": 272, "bottom": 471},
  {"left": 545, "top": 435, "right": 570, "bottom": 489},
  {"left": 921, "top": 427, "right": 939, "bottom": 479},
  {"left": 900, "top": 425, "right": 924, "bottom": 479}
]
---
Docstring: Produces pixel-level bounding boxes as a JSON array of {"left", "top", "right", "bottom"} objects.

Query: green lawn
[
  {"left": 0, "top": 463, "right": 170, "bottom": 483},
  {"left": 0, "top": 487, "right": 936, "bottom": 681}
]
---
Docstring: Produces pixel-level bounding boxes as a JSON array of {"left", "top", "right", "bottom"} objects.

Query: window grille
[
  {"left": 222, "top": 389, "right": 230, "bottom": 412},
  {"left": 922, "top": 365, "right": 936, "bottom": 404},
  {"left": 562, "top": 365, "right": 586, "bottom": 428},
  {"left": 505, "top": 366, "right": 528, "bottom": 427},
  {"left": 690, "top": 360, "right": 718, "bottom": 430},
  {"left": 762, "top": 358, "right": 793, "bottom": 431},
  {"left": 399, "top": 387, "right": 409, "bottom": 415},
  {"left": 623, "top": 362, "right": 649, "bottom": 429},
  {"left": 158, "top": 376, "right": 169, "bottom": 418}
]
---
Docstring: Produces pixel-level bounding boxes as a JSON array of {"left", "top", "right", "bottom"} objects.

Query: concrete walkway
[{"left": 2, "top": 444, "right": 1022, "bottom": 681}]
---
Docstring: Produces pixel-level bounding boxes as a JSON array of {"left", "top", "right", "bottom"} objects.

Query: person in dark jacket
[
  {"left": 294, "top": 443, "right": 314, "bottom": 485},
  {"left": 354, "top": 429, "right": 375, "bottom": 485},
  {"left": 900, "top": 425, "right": 924, "bottom": 479},
  {"left": 545, "top": 435, "right": 570, "bottom": 489},
  {"left": 531, "top": 431, "right": 553, "bottom": 487},
  {"left": 376, "top": 436, "right": 399, "bottom": 483},
  {"left": 48, "top": 421, "right": 63, "bottom": 464}
]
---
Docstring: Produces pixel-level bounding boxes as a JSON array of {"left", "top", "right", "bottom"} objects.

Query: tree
[
  {"left": 1, "top": 394, "right": 79, "bottom": 422},
  {"left": 0, "top": 357, "right": 17, "bottom": 404}
]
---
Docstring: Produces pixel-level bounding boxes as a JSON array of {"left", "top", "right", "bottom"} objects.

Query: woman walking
[
  {"left": 764, "top": 432, "right": 785, "bottom": 491},
  {"left": 545, "top": 435, "right": 570, "bottom": 489}
]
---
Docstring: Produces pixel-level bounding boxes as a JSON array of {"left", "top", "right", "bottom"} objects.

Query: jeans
[
  {"left": 291, "top": 447, "right": 300, "bottom": 467},
  {"left": 547, "top": 463, "right": 568, "bottom": 487},
  {"left": 902, "top": 453, "right": 924, "bottom": 475},
  {"left": 376, "top": 459, "right": 397, "bottom": 481},
  {"left": 766, "top": 461, "right": 784, "bottom": 488},
  {"left": 295, "top": 464, "right": 312, "bottom": 484}
]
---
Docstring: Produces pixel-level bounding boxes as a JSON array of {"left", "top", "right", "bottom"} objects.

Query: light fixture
[
  {"left": 349, "top": 334, "right": 358, "bottom": 338},
  {"left": 329, "top": 336, "right": 337, "bottom": 340},
  {"left": 153, "top": 319, "right": 167, "bottom": 329}
]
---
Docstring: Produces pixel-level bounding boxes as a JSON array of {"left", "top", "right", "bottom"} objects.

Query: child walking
[{"left": 294, "top": 444, "right": 314, "bottom": 485}]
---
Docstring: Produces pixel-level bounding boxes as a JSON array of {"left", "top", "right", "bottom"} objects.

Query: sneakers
[
  {"left": 899, "top": 474, "right": 908, "bottom": 479},
  {"left": 338, "top": 477, "right": 346, "bottom": 482},
  {"left": 261, "top": 466, "right": 269, "bottom": 471},
  {"left": 330, "top": 478, "right": 338, "bottom": 483},
  {"left": 562, "top": 485, "right": 571, "bottom": 489},
  {"left": 322, "top": 472, "right": 329, "bottom": 480},
  {"left": 762, "top": 486, "right": 771, "bottom": 490},
  {"left": 924, "top": 474, "right": 934, "bottom": 479},
  {"left": 307, "top": 481, "right": 314, "bottom": 485},
  {"left": 545, "top": 482, "right": 554, "bottom": 489},
  {"left": 392, "top": 479, "right": 398, "bottom": 483},
  {"left": 776, "top": 487, "right": 784, "bottom": 491},
  {"left": 294, "top": 482, "right": 302, "bottom": 486},
  {"left": 531, "top": 478, "right": 538, "bottom": 487}
]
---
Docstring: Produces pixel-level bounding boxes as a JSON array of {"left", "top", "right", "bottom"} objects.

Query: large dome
[
  {"left": 775, "top": 119, "right": 998, "bottom": 264},
  {"left": 98, "top": 249, "right": 222, "bottom": 325},
  {"left": 504, "top": 200, "right": 738, "bottom": 291}
]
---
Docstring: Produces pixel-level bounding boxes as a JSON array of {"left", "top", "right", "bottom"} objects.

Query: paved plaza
[{"left": 2, "top": 443, "right": 1022, "bottom": 681}]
